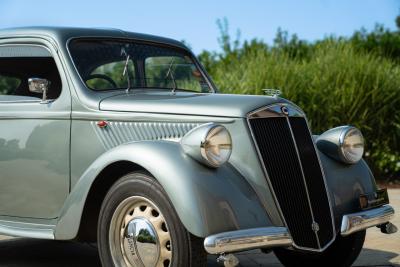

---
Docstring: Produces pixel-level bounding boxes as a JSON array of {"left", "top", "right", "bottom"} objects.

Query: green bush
[{"left": 199, "top": 22, "right": 400, "bottom": 179}]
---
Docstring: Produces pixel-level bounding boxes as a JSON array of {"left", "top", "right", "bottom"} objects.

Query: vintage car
[{"left": 0, "top": 27, "right": 396, "bottom": 267}]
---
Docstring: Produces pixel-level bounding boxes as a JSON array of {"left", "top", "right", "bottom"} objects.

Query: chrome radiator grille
[{"left": 248, "top": 106, "right": 335, "bottom": 250}]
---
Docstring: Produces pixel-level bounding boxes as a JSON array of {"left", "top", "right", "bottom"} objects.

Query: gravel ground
[{"left": 0, "top": 189, "right": 398, "bottom": 266}]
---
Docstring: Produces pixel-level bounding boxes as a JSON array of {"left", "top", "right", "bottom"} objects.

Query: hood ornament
[{"left": 262, "top": 89, "right": 282, "bottom": 98}]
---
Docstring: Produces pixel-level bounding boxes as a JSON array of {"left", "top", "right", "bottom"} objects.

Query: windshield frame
[{"left": 66, "top": 37, "right": 217, "bottom": 94}]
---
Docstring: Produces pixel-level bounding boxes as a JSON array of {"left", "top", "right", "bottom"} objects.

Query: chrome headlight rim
[
  {"left": 181, "top": 123, "right": 233, "bottom": 168},
  {"left": 338, "top": 126, "right": 364, "bottom": 164},
  {"left": 199, "top": 125, "right": 233, "bottom": 168}
]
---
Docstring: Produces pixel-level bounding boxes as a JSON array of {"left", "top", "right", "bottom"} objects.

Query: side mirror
[{"left": 28, "top": 78, "right": 50, "bottom": 102}]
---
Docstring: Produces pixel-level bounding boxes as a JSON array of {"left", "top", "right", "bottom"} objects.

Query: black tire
[
  {"left": 98, "top": 171, "right": 207, "bottom": 267},
  {"left": 274, "top": 230, "right": 366, "bottom": 267}
]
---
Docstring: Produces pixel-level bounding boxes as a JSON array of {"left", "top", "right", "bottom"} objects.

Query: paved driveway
[{"left": 0, "top": 189, "right": 398, "bottom": 266}]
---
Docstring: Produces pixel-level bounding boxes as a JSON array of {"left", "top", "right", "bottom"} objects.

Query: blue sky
[{"left": 0, "top": 0, "right": 398, "bottom": 54}]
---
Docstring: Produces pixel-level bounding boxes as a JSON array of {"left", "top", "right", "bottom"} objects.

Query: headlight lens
[
  {"left": 201, "top": 126, "right": 232, "bottom": 167},
  {"left": 340, "top": 127, "right": 364, "bottom": 164},
  {"left": 181, "top": 123, "right": 232, "bottom": 168}
]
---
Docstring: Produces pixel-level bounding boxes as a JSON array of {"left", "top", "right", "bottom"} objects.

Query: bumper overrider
[{"left": 204, "top": 205, "right": 396, "bottom": 254}]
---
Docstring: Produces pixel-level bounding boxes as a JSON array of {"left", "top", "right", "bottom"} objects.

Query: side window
[
  {"left": 86, "top": 60, "right": 135, "bottom": 90},
  {"left": 0, "top": 45, "right": 62, "bottom": 101},
  {"left": 0, "top": 75, "right": 21, "bottom": 95}
]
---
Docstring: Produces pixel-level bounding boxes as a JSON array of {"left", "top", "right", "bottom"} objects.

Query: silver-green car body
[{"left": 0, "top": 27, "right": 395, "bottom": 255}]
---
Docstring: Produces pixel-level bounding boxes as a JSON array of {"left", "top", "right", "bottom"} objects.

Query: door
[{"left": 0, "top": 44, "right": 70, "bottom": 219}]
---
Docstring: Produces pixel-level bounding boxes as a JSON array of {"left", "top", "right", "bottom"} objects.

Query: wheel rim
[{"left": 109, "top": 196, "right": 172, "bottom": 267}]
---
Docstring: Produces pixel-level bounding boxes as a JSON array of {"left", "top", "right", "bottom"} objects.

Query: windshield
[{"left": 69, "top": 39, "right": 213, "bottom": 93}]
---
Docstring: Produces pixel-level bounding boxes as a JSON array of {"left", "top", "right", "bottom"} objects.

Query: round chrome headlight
[
  {"left": 316, "top": 125, "right": 364, "bottom": 164},
  {"left": 339, "top": 127, "right": 364, "bottom": 164},
  {"left": 200, "top": 125, "right": 232, "bottom": 167},
  {"left": 181, "top": 124, "right": 232, "bottom": 168}
]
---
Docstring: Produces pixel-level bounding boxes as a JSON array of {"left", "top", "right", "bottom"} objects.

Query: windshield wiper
[
  {"left": 164, "top": 58, "right": 177, "bottom": 94},
  {"left": 121, "top": 47, "right": 132, "bottom": 93}
]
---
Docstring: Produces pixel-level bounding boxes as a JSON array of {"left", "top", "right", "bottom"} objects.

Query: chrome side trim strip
[
  {"left": 341, "top": 205, "right": 395, "bottom": 236},
  {"left": 72, "top": 111, "right": 235, "bottom": 123},
  {"left": 204, "top": 227, "right": 292, "bottom": 254},
  {"left": 0, "top": 219, "right": 55, "bottom": 240}
]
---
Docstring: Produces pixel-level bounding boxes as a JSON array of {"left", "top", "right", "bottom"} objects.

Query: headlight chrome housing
[
  {"left": 181, "top": 123, "right": 232, "bottom": 168},
  {"left": 316, "top": 126, "right": 364, "bottom": 164}
]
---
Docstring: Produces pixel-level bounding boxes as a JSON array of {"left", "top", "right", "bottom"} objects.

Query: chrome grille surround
[{"left": 246, "top": 103, "right": 336, "bottom": 252}]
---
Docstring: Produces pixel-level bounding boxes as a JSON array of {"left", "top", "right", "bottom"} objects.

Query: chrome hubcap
[
  {"left": 123, "top": 218, "right": 159, "bottom": 266},
  {"left": 109, "top": 196, "right": 172, "bottom": 267}
]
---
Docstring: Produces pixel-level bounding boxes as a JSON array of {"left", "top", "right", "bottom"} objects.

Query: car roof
[{"left": 0, "top": 26, "right": 188, "bottom": 50}]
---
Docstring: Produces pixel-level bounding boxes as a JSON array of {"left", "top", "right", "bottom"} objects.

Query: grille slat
[{"left": 249, "top": 116, "right": 334, "bottom": 250}]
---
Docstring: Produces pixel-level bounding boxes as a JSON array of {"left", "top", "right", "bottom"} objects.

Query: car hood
[{"left": 99, "top": 91, "right": 289, "bottom": 118}]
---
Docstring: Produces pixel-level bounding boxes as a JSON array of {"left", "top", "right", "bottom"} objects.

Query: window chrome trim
[
  {"left": 0, "top": 99, "right": 41, "bottom": 104},
  {"left": 246, "top": 103, "right": 336, "bottom": 252},
  {"left": 0, "top": 43, "right": 51, "bottom": 57}
]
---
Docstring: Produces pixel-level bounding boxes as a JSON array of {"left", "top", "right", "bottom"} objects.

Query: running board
[{"left": 0, "top": 219, "right": 55, "bottom": 239}]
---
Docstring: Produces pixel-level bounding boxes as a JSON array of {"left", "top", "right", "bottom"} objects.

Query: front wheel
[
  {"left": 274, "top": 230, "right": 366, "bottom": 267},
  {"left": 98, "top": 171, "right": 207, "bottom": 267}
]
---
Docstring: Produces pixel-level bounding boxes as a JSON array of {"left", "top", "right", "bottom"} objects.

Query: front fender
[
  {"left": 318, "top": 150, "right": 377, "bottom": 231},
  {"left": 55, "top": 140, "right": 271, "bottom": 239}
]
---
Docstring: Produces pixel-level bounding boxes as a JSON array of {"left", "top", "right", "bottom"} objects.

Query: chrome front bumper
[
  {"left": 340, "top": 204, "right": 395, "bottom": 236},
  {"left": 204, "top": 227, "right": 292, "bottom": 254},
  {"left": 204, "top": 205, "right": 395, "bottom": 254}
]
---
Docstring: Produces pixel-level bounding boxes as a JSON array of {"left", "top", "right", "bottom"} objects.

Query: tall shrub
[{"left": 199, "top": 28, "right": 400, "bottom": 179}]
